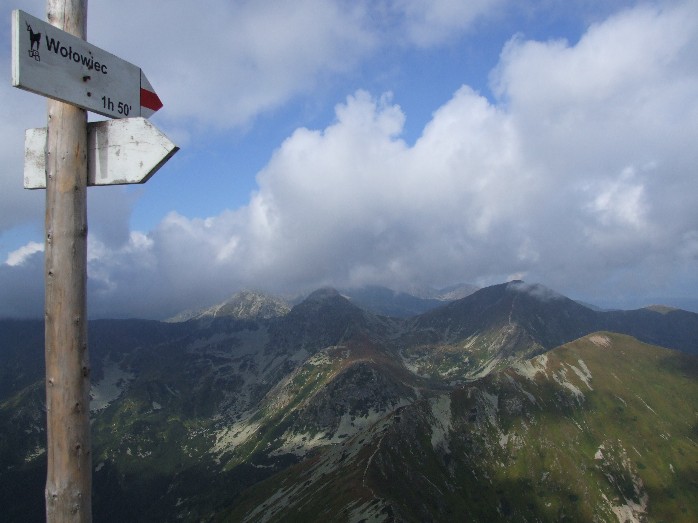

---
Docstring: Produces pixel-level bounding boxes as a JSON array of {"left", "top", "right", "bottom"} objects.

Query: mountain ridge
[{"left": 1, "top": 281, "right": 697, "bottom": 521}]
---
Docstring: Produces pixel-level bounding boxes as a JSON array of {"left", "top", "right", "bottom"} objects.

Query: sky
[{"left": 1, "top": 0, "right": 697, "bottom": 319}]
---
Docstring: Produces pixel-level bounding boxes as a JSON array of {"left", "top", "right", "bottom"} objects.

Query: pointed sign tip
[
  {"left": 140, "top": 70, "right": 163, "bottom": 117},
  {"left": 25, "top": 118, "right": 178, "bottom": 188},
  {"left": 140, "top": 88, "right": 163, "bottom": 112}
]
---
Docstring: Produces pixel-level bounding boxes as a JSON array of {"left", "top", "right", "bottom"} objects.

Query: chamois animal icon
[{"left": 26, "top": 21, "right": 41, "bottom": 61}]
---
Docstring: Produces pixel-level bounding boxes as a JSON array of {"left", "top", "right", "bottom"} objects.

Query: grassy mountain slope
[
  {"left": 399, "top": 281, "right": 698, "bottom": 380},
  {"left": 224, "top": 332, "right": 698, "bottom": 522},
  {"left": 399, "top": 281, "right": 600, "bottom": 380}
]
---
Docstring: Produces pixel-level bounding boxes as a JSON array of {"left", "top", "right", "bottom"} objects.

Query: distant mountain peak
[
  {"left": 644, "top": 304, "right": 679, "bottom": 314},
  {"left": 216, "top": 290, "right": 291, "bottom": 320},
  {"left": 290, "top": 288, "right": 362, "bottom": 319},
  {"left": 304, "top": 287, "right": 342, "bottom": 302},
  {"left": 166, "top": 290, "right": 290, "bottom": 323},
  {"left": 506, "top": 280, "right": 565, "bottom": 301}
]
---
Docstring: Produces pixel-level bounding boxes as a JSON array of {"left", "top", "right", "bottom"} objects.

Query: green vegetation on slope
[{"left": 224, "top": 332, "right": 698, "bottom": 522}]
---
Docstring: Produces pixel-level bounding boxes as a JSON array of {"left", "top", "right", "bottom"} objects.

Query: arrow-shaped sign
[
  {"left": 12, "top": 10, "right": 163, "bottom": 119},
  {"left": 25, "top": 118, "right": 179, "bottom": 188}
]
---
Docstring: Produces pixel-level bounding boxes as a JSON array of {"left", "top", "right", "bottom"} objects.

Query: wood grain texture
[{"left": 44, "top": 1, "right": 91, "bottom": 521}]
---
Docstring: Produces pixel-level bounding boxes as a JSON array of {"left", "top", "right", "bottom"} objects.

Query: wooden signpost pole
[
  {"left": 43, "top": 0, "right": 91, "bottom": 521},
  {"left": 12, "top": 1, "right": 173, "bottom": 518}
]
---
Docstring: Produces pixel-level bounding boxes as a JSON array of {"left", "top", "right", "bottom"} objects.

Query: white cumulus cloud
[{"left": 5, "top": 241, "right": 44, "bottom": 267}]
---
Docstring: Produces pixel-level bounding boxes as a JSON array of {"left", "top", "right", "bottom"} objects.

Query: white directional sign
[
  {"left": 25, "top": 118, "right": 179, "bottom": 188},
  {"left": 12, "top": 10, "right": 163, "bottom": 119}
]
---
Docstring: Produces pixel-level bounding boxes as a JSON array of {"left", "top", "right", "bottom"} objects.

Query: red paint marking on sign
[{"left": 141, "top": 88, "right": 163, "bottom": 112}]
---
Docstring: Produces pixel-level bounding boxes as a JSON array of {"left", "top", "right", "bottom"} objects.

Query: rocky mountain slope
[
  {"left": 166, "top": 290, "right": 291, "bottom": 324},
  {"left": 0, "top": 281, "right": 696, "bottom": 522},
  {"left": 225, "top": 332, "right": 698, "bottom": 522}
]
